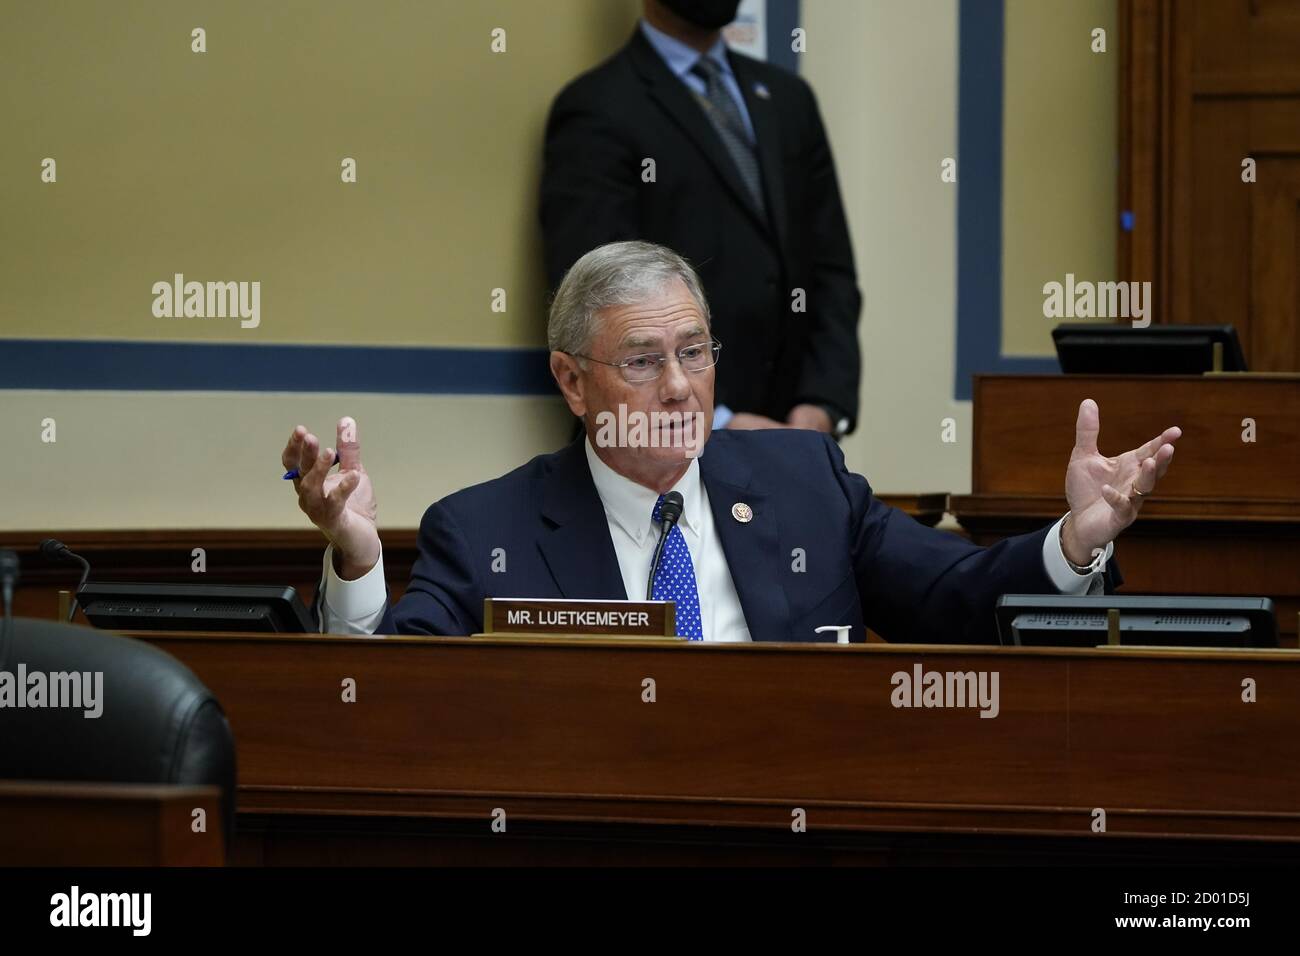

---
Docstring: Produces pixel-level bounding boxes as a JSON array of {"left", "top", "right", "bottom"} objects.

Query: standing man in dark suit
[{"left": 541, "top": 0, "right": 861, "bottom": 437}]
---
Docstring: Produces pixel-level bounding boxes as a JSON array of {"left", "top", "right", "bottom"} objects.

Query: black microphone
[
  {"left": 0, "top": 549, "right": 19, "bottom": 662},
  {"left": 645, "top": 491, "right": 685, "bottom": 601},
  {"left": 40, "top": 538, "right": 91, "bottom": 623}
]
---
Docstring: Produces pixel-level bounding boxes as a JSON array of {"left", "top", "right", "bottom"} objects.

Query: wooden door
[{"left": 1121, "top": 0, "right": 1300, "bottom": 370}]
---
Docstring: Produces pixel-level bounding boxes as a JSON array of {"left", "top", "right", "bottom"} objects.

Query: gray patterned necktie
[{"left": 689, "top": 56, "right": 766, "bottom": 217}]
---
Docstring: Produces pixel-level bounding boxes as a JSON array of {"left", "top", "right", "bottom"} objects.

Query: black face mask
[{"left": 659, "top": 0, "right": 742, "bottom": 30}]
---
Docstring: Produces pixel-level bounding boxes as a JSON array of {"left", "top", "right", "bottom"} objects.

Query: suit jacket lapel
[
  {"left": 730, "top": 53, "right": 789, "bottom": 259},
  {"left": 537, "top": 435, "right": 793, "bottom": 640},
  {"left": 627, "top": 30, "right": 772, "bottom": 238},
  {"left": 538, "top": 440, "right": 628, "bottom": 600},
  {"left": 699, "top": 439, "right": 791, "bottom": 642}
]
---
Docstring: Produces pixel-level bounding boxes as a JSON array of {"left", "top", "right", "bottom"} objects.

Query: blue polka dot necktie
[{"left": 651, "top": 495, "right": 703, "bottom": 640}]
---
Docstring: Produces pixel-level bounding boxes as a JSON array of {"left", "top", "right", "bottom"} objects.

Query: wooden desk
[
  {"left": 0, "top": 781, "right": 224, "bottom": 866},
  {"left": 951, "top": 374, "right": 1300, "bottom": 643},
  {"left": 134, "top": 630, "right": 1300, "bottom": 865}
]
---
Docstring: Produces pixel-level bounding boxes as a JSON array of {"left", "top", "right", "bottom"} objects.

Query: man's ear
[{"left": 549, "top": 351, "right": 586, "bottom": 418}]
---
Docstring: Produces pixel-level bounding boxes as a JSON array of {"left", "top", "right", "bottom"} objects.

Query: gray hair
[{"left": 547, "top": 241, "right": 711, "bottom": 356}]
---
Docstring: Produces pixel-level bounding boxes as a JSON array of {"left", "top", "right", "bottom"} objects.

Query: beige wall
[
  {"left": 804, "top": 0, "right": 1116, "bottom": 495},
  {"left": 0, "top": 0, "right": 631, "bottom": 531},
  {"left": 1, "top": 0, "right": 1118, "bottom": 530},
  {"left": 803, "top": 0, "right": 966, "bottom": 494},
  {"left": 1002, "top": 0, "right": 1117, "bottom": 355},
  {"left": 2, "top": 390, "right": 571, "bottom": 530},
  {"left": 0, "top": 0, "right": 639, "bottom": 347}
]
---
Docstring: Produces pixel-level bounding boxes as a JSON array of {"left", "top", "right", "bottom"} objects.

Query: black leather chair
[{"left": 0, "top": 617, "right": 237, "bottom": 853}]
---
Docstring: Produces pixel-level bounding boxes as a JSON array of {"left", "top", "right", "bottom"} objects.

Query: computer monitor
[
  {"left": 77, "top": 582, "right": 315, "bottom": 633},
  {"left": 995, "top": 595, "right": 1276, "bottom": 648},
  {"left": 1051, "top": 323, "right": 1247, "bottom": 374}
]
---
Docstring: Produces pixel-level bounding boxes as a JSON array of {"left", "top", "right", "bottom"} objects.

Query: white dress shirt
[
  {"left": 318, "top": 442, "right": 1106, "bottom": 638},
  {"left": 582, "top": 439, "right": 751, "bottom": 642}
]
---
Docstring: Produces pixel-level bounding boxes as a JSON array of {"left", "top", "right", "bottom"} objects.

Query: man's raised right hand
[{"left": 282, "top": 416, "right": 380, "bottom": 580}]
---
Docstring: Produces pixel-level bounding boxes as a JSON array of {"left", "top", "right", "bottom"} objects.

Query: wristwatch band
[{"left": 1061, "top": 514, "right": 1106, "bottom": 574}]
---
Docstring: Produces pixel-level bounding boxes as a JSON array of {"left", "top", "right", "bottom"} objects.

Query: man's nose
[{"left": 658, "top": 354, "right": 691, "bottom": 402}]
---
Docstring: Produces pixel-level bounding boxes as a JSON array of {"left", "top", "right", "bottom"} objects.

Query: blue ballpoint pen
[{"left": 283, "top": 452, "right": 339, "bottom": 480}]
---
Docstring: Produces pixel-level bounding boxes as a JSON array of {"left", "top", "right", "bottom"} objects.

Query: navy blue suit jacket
[{"left": 349, "top": 430, "right": 1069, "bottom": 643}]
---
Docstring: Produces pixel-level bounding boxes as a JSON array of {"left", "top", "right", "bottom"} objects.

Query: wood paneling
[
  {"left": 967, "top": 374, "right": 1299, "bottom": 501},
  {"left": 132, "top": 630, "right": 1300, "bottom": 865},
  {"left": 1123, "top": 0, "right": 1300, "bottom": 370},
  {"left": 0, "top": 782, "right": 223, "bottom": 866},
  {"left": 1118, "top": 0, "right": 1169, "bottom": 299},
  {"left": 952, "top": 374, "right": 1300, "bottom": 642}
]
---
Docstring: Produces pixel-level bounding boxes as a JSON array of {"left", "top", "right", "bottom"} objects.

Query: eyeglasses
[{"left": 570, "top": 339, "right": 722, "bottom": 384}]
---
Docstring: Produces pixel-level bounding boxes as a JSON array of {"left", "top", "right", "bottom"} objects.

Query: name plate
[{"left": 482, "top": 598, "right": 678, "bottom": 638}]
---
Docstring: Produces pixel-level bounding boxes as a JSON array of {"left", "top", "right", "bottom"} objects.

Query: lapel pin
[
  {"left": 754, "top": 82, "right": 771, "bottom": 100},
  {"left": 731, "top": 502, "right": 753, "bottom": 523}
]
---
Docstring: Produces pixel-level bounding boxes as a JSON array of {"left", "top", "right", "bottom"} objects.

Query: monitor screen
[
  {"left": 1051, "top": 323, "right": 1247, "bottom": 374},
  {"left": 77, "top": 582, "right": 316, "bottom": 633},
  {"left": 995, "top": 595, "right": 1276, "bottom": 648}
]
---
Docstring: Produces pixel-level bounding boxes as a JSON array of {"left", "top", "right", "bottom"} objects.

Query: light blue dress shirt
[{"left": 639, "top": 19, "right": 757, "bottom": 144}]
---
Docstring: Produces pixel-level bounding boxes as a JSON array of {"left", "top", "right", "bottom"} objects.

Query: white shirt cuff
[
  {"left": 320, "top": 543, "right": 388, "bottom": 633},
  {"left": 1042, "top": 514, "right": 1112, "bottom": 596},
  {"left": 712, "top": 404, "right": 735, "bottom": 430}
]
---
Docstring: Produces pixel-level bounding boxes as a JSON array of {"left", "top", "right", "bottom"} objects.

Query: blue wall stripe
[
  {"left": 955, "top": 0, "right": 1058, "bottom": 401},
  {"left": 765, "top": 0, "right": 800, "bottom": 72},
  {"left": 0, "top": 340, "right": 556, "bottom": 394}
]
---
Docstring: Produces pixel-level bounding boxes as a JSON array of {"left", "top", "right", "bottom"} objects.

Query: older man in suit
[
  {"left": 540, "top": 0, "right": 861, "bottom": 437},
  {"left": 283, "top": 241, "right": 1179, "bottom": 643}
]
